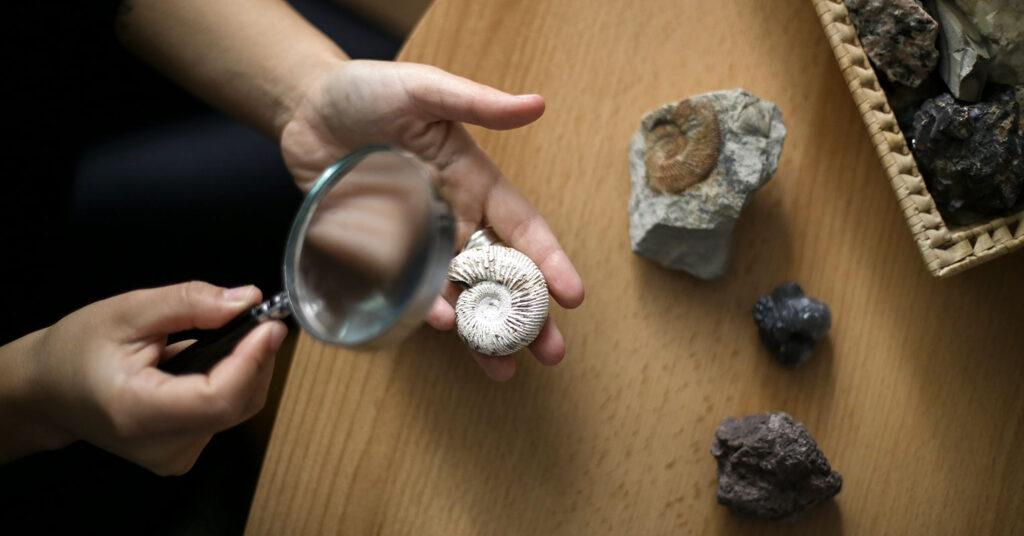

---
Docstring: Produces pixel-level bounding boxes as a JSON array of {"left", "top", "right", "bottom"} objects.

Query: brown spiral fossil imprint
[{"left": 643, "top": 99, "right": 722, "bottom": 194}]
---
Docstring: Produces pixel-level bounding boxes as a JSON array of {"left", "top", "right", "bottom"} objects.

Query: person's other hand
[
  {"left": 279, "top": 60, "right": 585, "bottom": 380},
  {"left": 15, "top": 282, "right": 286, "bottom": 475}
]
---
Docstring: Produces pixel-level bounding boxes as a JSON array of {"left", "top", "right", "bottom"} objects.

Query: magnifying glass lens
[
  {"left": 289, "top": 149, "right": 448, "bottom": 346},
  {"left": 158, "top": 147, "right": 453, "bottom": 376}
]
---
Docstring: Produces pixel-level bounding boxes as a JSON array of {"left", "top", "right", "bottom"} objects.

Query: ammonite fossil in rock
[
  {"left": 628, "top": 89, "right": 787, "bottom": 280},
  {"left": 643, "top": 99, "right": 722, "bottom": 194},
  {"left": 447, "top": 229, "right": 549, "bottom": 356}
]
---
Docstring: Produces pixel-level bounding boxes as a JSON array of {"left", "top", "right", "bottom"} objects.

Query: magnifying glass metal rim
[{"left": 282, "top": 144, "right": 455, "bottom": 347}]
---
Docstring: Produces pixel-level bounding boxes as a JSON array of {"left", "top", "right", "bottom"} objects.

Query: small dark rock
[
  {"left": 844, "top": 0, "right": 940, "bottom": 87},
  {"left": 912, "top": 86, "right": 1024, "bottom": 225},
  {"left": 711, "top": 412, "right": 843, "bottom": 520},
  {"left": 753, "top": 283, "right": 832, "bottom": 367}
]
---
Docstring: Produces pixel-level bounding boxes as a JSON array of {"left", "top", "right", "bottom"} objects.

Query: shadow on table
[
  {"left": 890, "top": 252, "right": 1024, "bottom": 529},
  {"left": 627, "top": 188, "right": 795, "bottom": 329},
  {"left": 627, "top": 190, "right": 842, "bottom": 414},
  {"left": 715, "top": 500, "right": 844, "bottom": 535},
  {"left": 388, "top": 329, "right": 585, "bottom": 533}
]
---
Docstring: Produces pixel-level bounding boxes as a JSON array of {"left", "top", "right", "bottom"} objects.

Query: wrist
[
  {"left": 272, "top": 54, "right": 348, "bottom": 140},
  {"left": 0, "top": 329, "right": 73, "bottom": 463}
]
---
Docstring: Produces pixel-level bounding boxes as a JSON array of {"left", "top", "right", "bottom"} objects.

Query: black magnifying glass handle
[{"left": 158, "top": 291, "right": 291, "bottom": 375}]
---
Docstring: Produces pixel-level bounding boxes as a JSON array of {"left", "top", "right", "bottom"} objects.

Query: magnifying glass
[{"left": 159, "top": 145, "right": 455, "bottom": 375}]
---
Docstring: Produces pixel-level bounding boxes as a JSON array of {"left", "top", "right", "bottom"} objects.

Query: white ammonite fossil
[{"left": 447, "top": 229, "right": 549, "bottom": 356}]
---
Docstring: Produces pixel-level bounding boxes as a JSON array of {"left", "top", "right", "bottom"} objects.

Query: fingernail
[
  {"left": 223, "top": 285, "right": 254, "bottom": 303},
  {"left": 267, "top": 323, "right": 288, "bottom": 350}
]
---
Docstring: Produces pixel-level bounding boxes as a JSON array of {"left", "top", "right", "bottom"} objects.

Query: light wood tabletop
[{"left": 247, "top": 0, "right": 1024, "bottom": 534}]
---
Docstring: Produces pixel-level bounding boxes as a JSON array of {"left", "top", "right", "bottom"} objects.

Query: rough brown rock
[{"left": 711, "top": 413, "right": 842, "bottom": 520}]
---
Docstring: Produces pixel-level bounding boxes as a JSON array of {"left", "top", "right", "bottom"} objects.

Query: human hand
[
  {"left": 5, "top": 282, "right": 286, "bottom": 475},
  {"left": 279, "top": 60, "right": 585, "bottom": 380}
]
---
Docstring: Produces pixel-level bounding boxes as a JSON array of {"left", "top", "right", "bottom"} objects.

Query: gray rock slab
[
  {"left": 954, "top": 0, "right": 1024, "bottom": 86},
  {"left": 628, "top": 89, "right": 785, "bottom": 279}
]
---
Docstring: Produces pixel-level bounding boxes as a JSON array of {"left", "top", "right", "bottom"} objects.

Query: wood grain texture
[{"left": 248, "top": 1, "right": 1024, "bottom": 534}]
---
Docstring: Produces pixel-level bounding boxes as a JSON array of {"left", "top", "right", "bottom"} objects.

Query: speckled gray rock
[
  {"left": 844, "top": 0, "right": 939, "bottom": 87},
  {"left": 912, "top": 87, "right": 1024, "bottom": 224},
  {"left": 628, "top": 89, "right": 785, "bottom": 279},
  {"left": 712, "top": 413, "right": 842, "bottom": 520}
]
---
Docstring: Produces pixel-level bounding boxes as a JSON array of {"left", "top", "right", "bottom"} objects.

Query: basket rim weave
[{"left": 812, "top": 0, "right": 1024, "bottom": 277}]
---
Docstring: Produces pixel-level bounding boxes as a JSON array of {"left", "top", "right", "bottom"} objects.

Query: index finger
[{"left": 416, "top": 118, "right": 583, "bottom": 309}]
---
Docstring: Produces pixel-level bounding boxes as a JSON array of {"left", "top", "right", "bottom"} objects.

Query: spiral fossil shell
[
  {"left": 643, "top": 99, "right": 721, "bottom": 194},
  {"left": 447, "top": 242, "right": 549, "bottom": 356}
]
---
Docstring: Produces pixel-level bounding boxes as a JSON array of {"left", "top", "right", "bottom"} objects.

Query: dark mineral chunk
[
  {"left": 912, "top": 87, "right": 1024, "bottom": 225},
  {"left": 753, "top": 283, "right": 832, "bottom": 367},
  {"left": 711, "top": 412, "right": 842, "bottom": 520},
  {"left": 844, "top": 0, "right": 940, "bottom": 87},
  {"left": 885, "top": 73, "right": 946, "bottom": 135}
]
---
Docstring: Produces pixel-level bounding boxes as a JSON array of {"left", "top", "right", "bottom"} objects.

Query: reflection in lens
[{"left": 291, "top": 150, "right": 439, "bottom": 345}]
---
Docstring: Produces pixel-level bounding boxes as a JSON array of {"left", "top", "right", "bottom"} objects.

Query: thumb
[
  {"left": 404, "top": 63, "right": 545, "bottom": 130},
  {"left": 110, "top": 281, "right": 263, "bottom": 337}
]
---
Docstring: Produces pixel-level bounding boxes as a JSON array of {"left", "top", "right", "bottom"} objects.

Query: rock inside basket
[{"left": 812, "top": 0, "right": 1024, "bottom": 276}]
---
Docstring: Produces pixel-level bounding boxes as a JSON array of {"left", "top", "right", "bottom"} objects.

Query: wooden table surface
[{"left": 247, "top": 1, "right": 1024, "bottom": 534}]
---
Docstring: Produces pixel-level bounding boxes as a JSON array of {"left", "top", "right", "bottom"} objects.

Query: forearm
[
  {"left": 0, "top": 330, "right": 71, "bottom": 464},
  {"left": 116, "top": 0, "right": 348, "bottom": 138}
]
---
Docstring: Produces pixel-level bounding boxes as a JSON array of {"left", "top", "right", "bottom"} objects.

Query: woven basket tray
[{"left": 812, "top": 0, "right": 1024, "bottom": 277}]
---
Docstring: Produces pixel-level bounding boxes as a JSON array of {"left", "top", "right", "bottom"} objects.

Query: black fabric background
[{"left": 0, "top": 2, "right": 400, "bottom": 533}]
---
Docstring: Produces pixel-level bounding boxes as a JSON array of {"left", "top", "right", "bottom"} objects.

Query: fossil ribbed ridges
[
  {"left": 643, "top": 99, "right": 722, "bottom": 194},
  {"left": 448, "top": 245, "right": 549, "bottom": 356}
]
